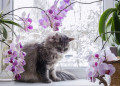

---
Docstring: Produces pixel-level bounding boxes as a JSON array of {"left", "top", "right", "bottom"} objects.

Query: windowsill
[{"left": 0, "top": 79, "right": 102, "bottom": 86}]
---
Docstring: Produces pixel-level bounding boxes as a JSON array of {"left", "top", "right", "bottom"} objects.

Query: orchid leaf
[
  {"left": 0, "top": 19, "right": 23, "bottom": 28},
  {"left": 2, "top": 23, "right": 17, "bottom": 36},
  {"left": 0, "top": 29, "right": 2, "bottom": 34},
  {"left": 99, "top": 8, "right": 117, "bottom": 41},
  {"left": 112, "top": 11, "right": 120, "bottom": 45},
  {"left": 106, "top": 17, "right": 114, "bottom": 45},
  {"left": 2, "top": 25, "right": 7, "bottom": 39},
  {"left": 117, "top": 45, "right": 120, "bottom": 56},
  {"left": 0, "top": 11, "right": 3, "bottom": 18},
  {"left": 106, "top": 17, "right": 112, "bottom": 36}
]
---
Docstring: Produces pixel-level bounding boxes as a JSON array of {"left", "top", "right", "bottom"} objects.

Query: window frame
[
  {"left": 0, "top": 0, "right": 13, "bottom": 77},
  {"left": 103, "top": 0, "right": 114, "bottom": 10},
  {"left": 0, "top": 0, "right": 3, "bottom": 73}
]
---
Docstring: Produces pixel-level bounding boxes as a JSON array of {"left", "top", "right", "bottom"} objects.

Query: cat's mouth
[{"left": 59, "top": 51, "right": 64, "bottom": 53}]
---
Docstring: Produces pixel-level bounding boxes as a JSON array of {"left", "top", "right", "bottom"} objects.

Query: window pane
[{"left": 14, "top": 0, "right": 103, "bottom": 67}]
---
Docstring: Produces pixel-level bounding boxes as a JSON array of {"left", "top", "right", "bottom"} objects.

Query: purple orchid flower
[
  {"left": 39, "top": 0, "right": 74, "bottom": 31},
  {"left": 15, "top": 74, "right": 21, "bottom": 80},
  {"left": 98, "top": 63, "right": 115, "bottom": 76},
  {"left": 8, "top": 49, "right": 12, "bottom": 54},
  {"left": 95, "top": 54, "right": 99, "bottom": 58},
  {"left": 87, "top": 67, "right": 98, "bottom": 82},
  {"left": 4, "top": 35, "right": 26, "bottom": 80},
  {"left": 20, "top": 12, "right": 33, "bottom": 32},
  {"left": 64, "top": 0, "right": 70, "bottom": 3},
  {"left": 27, "top": 25, "right": 33, "bottom": 30}
]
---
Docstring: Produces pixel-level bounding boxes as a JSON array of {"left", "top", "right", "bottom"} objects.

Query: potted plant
[
  {"left": 0, "top": 10, "right": 34, "bottom": 80},
  {"left": 99, "top": 0, "right": 120, "bottom": 55},
  {"left": 93, "top": 0, "right": 120, "bottom": 85}
]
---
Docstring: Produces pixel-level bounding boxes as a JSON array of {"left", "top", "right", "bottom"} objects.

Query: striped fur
[{"left": 16, "top": 33, "right": 75, "bottom": 83}]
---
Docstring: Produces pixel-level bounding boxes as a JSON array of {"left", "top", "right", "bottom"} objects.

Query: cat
[{"left": 16, "top": 33, "right": 76, "bottom": 83}]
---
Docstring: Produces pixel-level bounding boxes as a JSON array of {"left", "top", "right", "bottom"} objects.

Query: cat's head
[{"left": 47, "top": 33, "right": 74, "bottom": 53}]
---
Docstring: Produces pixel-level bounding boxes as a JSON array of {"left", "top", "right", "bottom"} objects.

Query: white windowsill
[{"left": 0, "top": 79, "right": 103, "bottom": 86}]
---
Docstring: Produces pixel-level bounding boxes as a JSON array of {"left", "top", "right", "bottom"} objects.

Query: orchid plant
[
  {"left": 3, "top": 35, "right": 26, "bottom": 80},
  {"left": 1, "top": 12, "right": 33, "bottom": 80},
  {"left": 87, "top": 48, "right": 118, "bottom": 86},
  {"left": 39, "top": 0, "right": 74, "bottom": 31}
]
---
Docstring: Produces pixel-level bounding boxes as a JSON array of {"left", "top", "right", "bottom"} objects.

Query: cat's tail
[{"left": 56, "top": 70, "right": 77, "bottom": 81}]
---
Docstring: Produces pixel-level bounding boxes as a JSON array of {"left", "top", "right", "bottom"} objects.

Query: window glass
[{"left": 14, "top": 0, "right": 103, "bottom": 67}]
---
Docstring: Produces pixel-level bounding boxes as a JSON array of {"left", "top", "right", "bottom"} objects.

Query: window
[
  {"left": 0, "top": 0, "right": 14, "bottom": 79},
  {"left": 0, "top": 0, "right": 115, "bottom": 79},
  {"left": 14, "top": 0, "right": 103, "bottom": 68}
]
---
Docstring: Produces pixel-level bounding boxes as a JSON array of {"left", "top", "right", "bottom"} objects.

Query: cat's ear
[
  {"left": 48, "top": 36, "right": 54, "bottom": 42},
  {"left": 68, "top": 38, "right": 74, "bottom": 42},
  {"left": 53, "top": 33, "right": 59, "bottom": 42},
  {"left": 48, "top": 33, "right": 59, "bottom": 42},
  {"left": 55, "top": 33, "right": 59, "bottom": 38}
]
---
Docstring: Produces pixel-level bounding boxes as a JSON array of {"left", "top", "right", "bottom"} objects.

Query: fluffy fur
[{"left": 16, "top": 33, "right": 75, "bottom": 83}]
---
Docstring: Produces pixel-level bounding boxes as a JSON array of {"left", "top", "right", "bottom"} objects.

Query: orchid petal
[
  {"left": 22, "top": 12, "right": 26, "bottom": 18},
  {"left": 16, "top": 35, "right": 20, "bottom": 43},
  {"left": 10, "top": 43, "right": 15, "bottom": 50},
  {"left": 15, "top": 74, "right": 21, "bottom": 80},
  {"left": 27, "top": 25, "right": 33, "bottom": 30},
  {"left": 98, "top": 63, "right": 107, "bottom": 75},
  {"left": 12, "top": 51, "right": 18, "bottom": 58},
  {"left": 27, "top": 18, "right": 32, "bottom": 23},
  {"left": 13, "top": 60, "right": 18, "bottom": 66},
  {"left": 108, "top": 64, "right": 115, "bottom": 75},
  {"left": 5, "top": 65, "right": 12, "bottom": 71},
  {"left": 4, "top": 57, "right": 10, "bottom": 63}
]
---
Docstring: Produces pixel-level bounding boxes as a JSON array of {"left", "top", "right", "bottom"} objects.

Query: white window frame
[
  {"left": 0, "top": 0, "right": 13, "bottom": 79},
  {"left": 104, "top": 0, "right": 114, "bottom": 11},
  {"left": 0, "top": 0, "right": 3, "bottom": 73}
]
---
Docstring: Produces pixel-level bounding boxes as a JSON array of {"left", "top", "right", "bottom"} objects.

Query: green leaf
[
  {"left": 0, "top": 11, "right": 3, "bottom": 18},
  {"left": 105, "top": 17, "right": 113, "bottom": 44},
  {"left": 106, "top": 17, "right": 112, "bottom": 35},
  {"left": 112, "top": 11, "right": 120, "bottom": 44},
  {"left": 0, "top": 29, "right": 2, "bottom": 34},
  {"left": 2, "top": 26, "right": 7, "bottom": 39},
  {"left": 117, "top": 45, "right": 120, "bottom": 56},
  {"left": 106, "top": 17, "right": 112, "bottom": 29},
  {"left": 111, "top": 19, "right": 115, "bottom": 34},
  {"left": 110, "top": 19, "right": 118, "bottom": 45},
  {"left": 1, "top": 38, "right": 5, "bottom": 42},
  {"left": 2, "top": 23, "right": 17, "bottom": 36},
  {"left": 99, "top": 8, "right": 117, "bottom": 41},
  {"left": 0, "top": 19, "right": 23, "bottom": 28}
]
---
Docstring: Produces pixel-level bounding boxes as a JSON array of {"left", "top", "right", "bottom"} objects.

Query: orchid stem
[
  {"left": 57, "top": 0, "right": 102, "bottom": 15},
  {"left": 94, "top": 31, "right": 120, "bottom": 42},
  {"left": 0, "top": 7, "right": 52, "bottom": 29},
  {"left": 1, "top": 1, "right": 102, "bottom": 29},
  {"left": 97, "top": 76, "right": 108, "bottom": 86},
  {"left": 101, "top": 33, "right": 112, "bottom": 50},
  {"left": 0, "top": 40, "right": 10, "bottom": 47}
]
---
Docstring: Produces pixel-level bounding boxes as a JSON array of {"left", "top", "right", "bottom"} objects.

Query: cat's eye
[
  {"left": 64, "top": 48, "right": 68, "bottom": 51},
  {"left": 56, "top": 47, "right": 62, "bottom": 51}
]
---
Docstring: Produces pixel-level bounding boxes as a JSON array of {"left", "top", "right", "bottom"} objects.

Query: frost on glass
[{"left": 14, "top": 0, "right": 103, "bottom": 67}]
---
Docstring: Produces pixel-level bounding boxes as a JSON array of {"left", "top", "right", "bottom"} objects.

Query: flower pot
[
  {"left": 110, "top": 47, "right": 118, "bottom": 56},
  {"left": 110, "top": 62, "right": 120, "bottom": 86},
  {"left": 110, "top": 47, "right": 120, "bottom": 86}
]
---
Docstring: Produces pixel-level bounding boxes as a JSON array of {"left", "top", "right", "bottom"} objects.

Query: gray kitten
[{"left": 16, "top": 33, "right": 75, "bottom": 83}]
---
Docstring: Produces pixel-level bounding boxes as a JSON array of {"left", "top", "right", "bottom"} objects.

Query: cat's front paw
[
  {"left": 52, "top": 77, "right": 61, "bottom": 82},
  {"left": 42, "top": 78, "right": 52, "bottom": 83}
]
